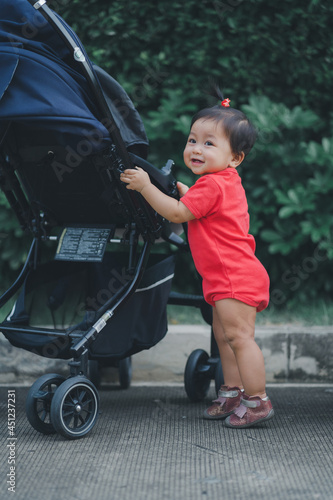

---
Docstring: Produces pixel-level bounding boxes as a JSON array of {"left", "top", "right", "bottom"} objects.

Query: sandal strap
[
  {"left": 213, "top": 389, "right": 239, "bottom": 406},
  {"left": 234, "top": 398, "right": 260, "bottom": 418},
  {"left": 213, "top": 396, "right": 227, "bottom": 406},
  {"left": 241, "top": 398, "right": 261, "bottom": 409},
  {"left": 218, "top": 389, "right": 239, "bottom": 398}
]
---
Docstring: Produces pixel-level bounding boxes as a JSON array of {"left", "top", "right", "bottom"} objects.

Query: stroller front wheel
[
  {"left": 50, "top": 376, "right": 100, "bottom": 439},
  {"left": 26, "top": 373, "right": 66, "bottom": 434}
]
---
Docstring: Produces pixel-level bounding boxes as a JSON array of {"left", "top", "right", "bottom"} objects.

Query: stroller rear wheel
[
  {"left": 50, "top": 376, "right": 99, "bottom": 439},
  {"left": 184, "top": 349, "right": 211, "bottom": 402},
  {"left": 26, "top": 373, "right": 66, "bottom": 434}
]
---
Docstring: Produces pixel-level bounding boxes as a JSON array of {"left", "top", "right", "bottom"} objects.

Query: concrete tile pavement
[
  {"left": 1, "top": 384, "right": 333, "bottom": 500},
  {"left": 2, "top": 323, "right": 333, "bottom": 499}
]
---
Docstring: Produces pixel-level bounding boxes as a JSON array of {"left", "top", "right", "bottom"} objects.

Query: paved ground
[{"left": 1, "top": 383, "right": 333, "bottom": 500}]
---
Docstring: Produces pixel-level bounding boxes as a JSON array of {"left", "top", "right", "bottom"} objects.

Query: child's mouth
[{"left": 191, "top": 159, "right": 204, "bottom": 165}]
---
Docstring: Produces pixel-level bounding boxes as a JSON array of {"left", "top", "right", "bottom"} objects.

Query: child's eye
[
  {"left": 189, "top": 138, "right": 196, "bottom": 144},
  {"left": 205, "top": 141, "right": 214, "bottom": 146}
]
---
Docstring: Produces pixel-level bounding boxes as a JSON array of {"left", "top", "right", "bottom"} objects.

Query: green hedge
[
  {"left": 1, "top": 0, "right": 333, "bottom": 307},
  {"left": 240, "top": 97, "right": 333, "bottom": 308}
]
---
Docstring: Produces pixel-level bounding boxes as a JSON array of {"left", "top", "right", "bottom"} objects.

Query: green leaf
[
  {"left": 279, "top": 206, "right": 297, "bottom": 218},
  {"left": 287, "top": 189, "right": 299, "bottom": 204}
]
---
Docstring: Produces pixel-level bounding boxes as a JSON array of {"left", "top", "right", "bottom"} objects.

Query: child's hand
[
  {"left": 120, "top": 167, "right": 151, "bottom": 193},
  {"left": 176, "top": 181, "right": 190, "bottom": 197}
]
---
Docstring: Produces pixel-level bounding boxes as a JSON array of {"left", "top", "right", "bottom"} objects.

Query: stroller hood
[{"left": 0, "top": 0, "right": 148, "bottom": 154}]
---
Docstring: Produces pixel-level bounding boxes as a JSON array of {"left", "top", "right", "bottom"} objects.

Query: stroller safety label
[{"left": 55, "top": 227, "right": 111, "bottom": 262}]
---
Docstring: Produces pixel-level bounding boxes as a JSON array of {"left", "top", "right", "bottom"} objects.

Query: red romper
[{"left": 180, "top": 168, "right": 269, "bottom": 312}]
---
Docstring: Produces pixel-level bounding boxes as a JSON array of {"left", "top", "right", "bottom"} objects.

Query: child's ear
[{"left": 230, "top": 152, "right": 245, "bottom": 168}]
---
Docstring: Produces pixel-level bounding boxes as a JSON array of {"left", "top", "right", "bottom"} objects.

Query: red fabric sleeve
[{"left": 180, "top": 175, "right": 222, "bottom": 219}]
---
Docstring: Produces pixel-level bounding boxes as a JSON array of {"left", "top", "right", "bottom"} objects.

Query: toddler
[{"left": 120, "top": 87, "right": 274, "bottom": 428}]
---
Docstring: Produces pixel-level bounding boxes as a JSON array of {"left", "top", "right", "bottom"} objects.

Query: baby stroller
[{"left": 0, "top": 0, "right": 222, "bottom": 439}]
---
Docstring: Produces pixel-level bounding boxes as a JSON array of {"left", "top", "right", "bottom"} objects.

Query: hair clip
[{"left": 221, "top": 98, "right": 230, "bottom": 107}]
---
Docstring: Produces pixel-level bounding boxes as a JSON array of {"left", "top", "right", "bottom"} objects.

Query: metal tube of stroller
[{"left": 0, "top": 238, "right": 37, "bottom": 308}]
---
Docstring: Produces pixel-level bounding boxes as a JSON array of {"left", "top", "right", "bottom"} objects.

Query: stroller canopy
[{"left": 0, "top": 0, "right": 148, "bottom": 155}]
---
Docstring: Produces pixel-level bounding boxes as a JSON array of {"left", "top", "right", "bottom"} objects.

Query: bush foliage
[{"left": 1, "top": 0, "right": 333, "bottom": 307}]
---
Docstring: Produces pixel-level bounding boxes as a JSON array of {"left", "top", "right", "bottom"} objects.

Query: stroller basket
[{"left": 3, "top": 253, "right": 175, "bottom": 362}]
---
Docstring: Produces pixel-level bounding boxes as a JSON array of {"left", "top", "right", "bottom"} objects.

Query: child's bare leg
[
  {"left": 203, "top": 307, "right": 244, "bottom": 420},
  {"left": 212, "top": 307, "right": 243, "bottom": 389},
  {"left": 215, "top": 298, "right": 266, "bottom": 398}
]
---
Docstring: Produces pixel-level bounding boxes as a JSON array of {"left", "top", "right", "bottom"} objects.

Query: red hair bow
[{"left": 221, "top": 98, "right": 230, "bottom": 107}]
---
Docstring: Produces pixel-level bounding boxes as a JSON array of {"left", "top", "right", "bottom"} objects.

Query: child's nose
[{"left": 193, "top": 144, "right": 202, "bottom": 154}]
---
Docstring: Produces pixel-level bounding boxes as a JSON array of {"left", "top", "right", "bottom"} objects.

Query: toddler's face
[{"left": 183, "top": 118, "right": 237, "bottom": 176}]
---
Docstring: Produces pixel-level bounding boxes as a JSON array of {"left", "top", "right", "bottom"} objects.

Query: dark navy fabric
[
  {"left": 0, "top": 0, "right": 148, "bottom": 152},
  {"left": 0, "top": 0, "right": 73, "bottom": 61}
]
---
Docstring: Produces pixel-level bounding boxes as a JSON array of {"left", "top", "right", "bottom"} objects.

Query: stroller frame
[{"left": 0, "top": 0, "right": 222, "bottom": 439}]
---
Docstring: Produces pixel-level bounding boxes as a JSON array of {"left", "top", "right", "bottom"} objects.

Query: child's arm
[{"left": 120, "top": 167, "right": 195, "bottom": 224}]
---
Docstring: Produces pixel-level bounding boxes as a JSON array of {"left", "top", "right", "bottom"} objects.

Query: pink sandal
[{"left": 225, "top": 395, "right": 274, "bottom": 428}]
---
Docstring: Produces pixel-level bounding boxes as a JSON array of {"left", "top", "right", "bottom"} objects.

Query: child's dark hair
[{"left": 191, "top": 85, "right": 257, "bottom": 157}]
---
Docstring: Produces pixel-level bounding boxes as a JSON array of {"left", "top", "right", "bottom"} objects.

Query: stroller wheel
[
  {"left": 118, "top": 357, "right": 132, "bottom": 389},
  {"left": 214, "top": 359, "right": 224, "bottom": 396},
  {"left": 184, "top": 349, "right": 211, "bottom": 402},
  {"left": 26, "top": 373, "right": 66, "bottom": 434},
  {"left": 50, "top": 376, "right": 99, "bottom": 439}
]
